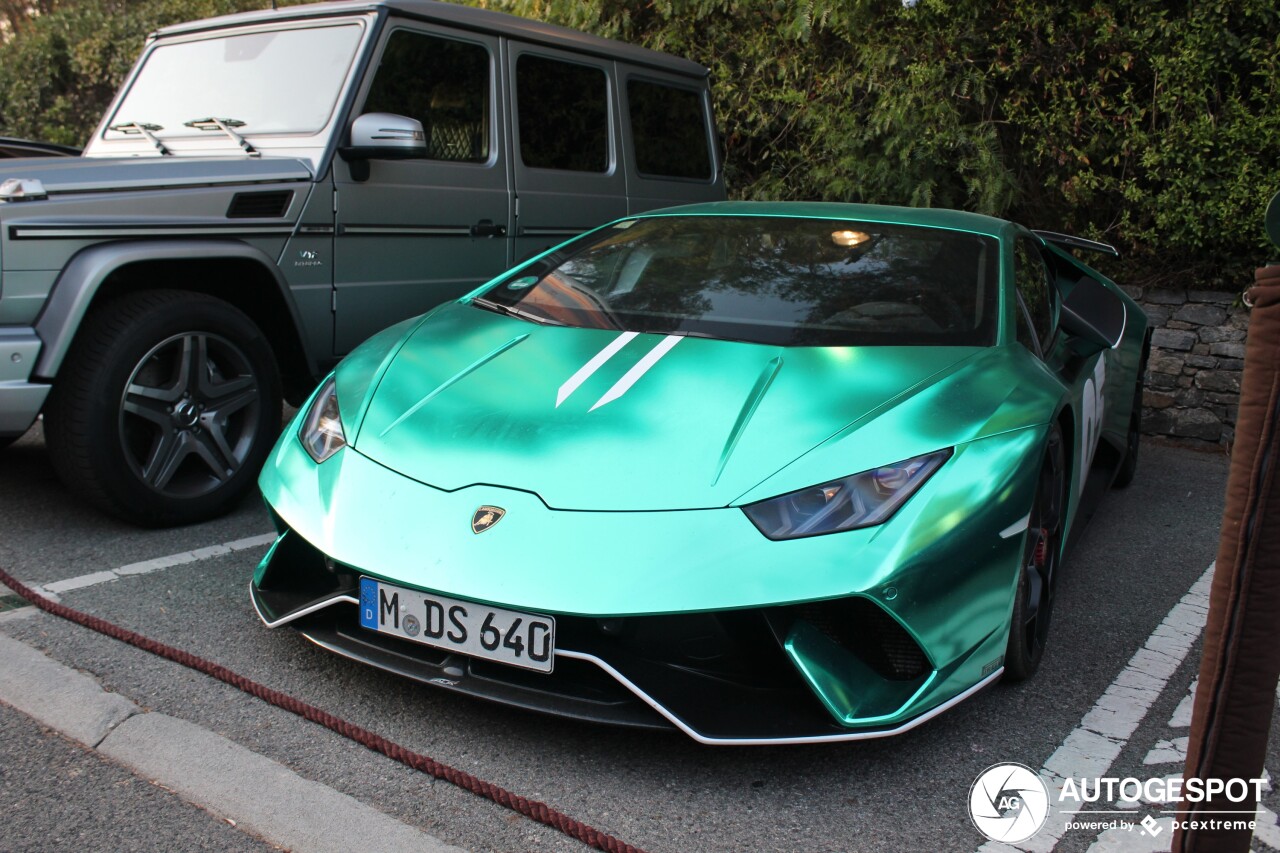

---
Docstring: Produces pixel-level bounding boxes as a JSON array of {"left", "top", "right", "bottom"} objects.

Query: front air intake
[{"left": 793, "top": 597, "right": 929, "bottom": 681}]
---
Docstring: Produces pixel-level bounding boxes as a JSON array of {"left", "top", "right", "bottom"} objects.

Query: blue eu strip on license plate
[{"left": 359, "top": 577, "right": 379, "bottom": 629}]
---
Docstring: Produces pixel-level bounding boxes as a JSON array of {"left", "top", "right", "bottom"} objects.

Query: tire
[
  {"left": 43, "top": 290, "right": 282, "bottom": 527},
  {"left": 1004, "top": 424, "right": 1067, "bottom": 681},
  {"left": 1111, "top": 337, "right": 1150, "bottom": 489}
]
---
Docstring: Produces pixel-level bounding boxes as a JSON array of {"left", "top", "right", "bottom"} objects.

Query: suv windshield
[
  {"left": 482, "top": 216, "right": 999, "bottom": 347},
  {"left": 105, "top": 23, "right": 364, "bottom": 140}
]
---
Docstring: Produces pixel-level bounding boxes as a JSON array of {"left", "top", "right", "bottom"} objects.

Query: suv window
[
  {"left": 1014, "top": 237, "right": 1054, "bottom": 352},
  {"left": 107, "top": 24, "right": 364, "bottom": 138},
  {"left": 627, "top": 80, "right": 711, "bottom": 179},
  {"left": 517, "top": 54, "right": 608, "bottom": 172},
  {"left": 363, "top": 30, "right": 490, "bottom": 162}
]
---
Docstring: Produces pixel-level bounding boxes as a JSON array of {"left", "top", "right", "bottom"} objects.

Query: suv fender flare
[{"left": 32, "top": 239, "right": 316, "bottom": 380}]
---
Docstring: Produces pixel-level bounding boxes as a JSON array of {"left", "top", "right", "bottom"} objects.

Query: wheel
[
  {"left": 43, "top": 290, "right": 282, "bottom": 526},
  {"left": 1004, "top": 424, "right": 1067, "bottom": 681}
]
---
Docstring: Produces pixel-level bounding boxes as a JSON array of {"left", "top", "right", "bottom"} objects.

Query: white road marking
[
  {"left": 975, "top": 562, "right": 1215, "bottom": 853},
  {"left": 1256, "top": 804, "right": 1280, "bottom": 850},
  {"left": 589, "top": 334, "right": 683, "bottom": 411},
  {"left": 555, "top": 331, "right": 638, "bottom": 407},
  {"left": 1086, "top": 817, "right": 1173, "bottom": 852},
  {"left": 34, "top": 533, "right": 275, "bottom": 597},
  {"left": 1169, "top": 680, "right": 1197, "bottom": 727},
  {"left": 1143, "top": 736, "right": 1189, "bottom": 766}
]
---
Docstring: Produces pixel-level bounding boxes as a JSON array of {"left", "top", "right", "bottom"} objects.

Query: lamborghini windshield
[{"left": 480, "top": 216, "right": 999, "bottom": 347}]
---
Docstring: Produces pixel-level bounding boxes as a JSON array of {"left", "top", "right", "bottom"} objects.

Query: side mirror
[
  {"left": 1059, "top": 274, "right": 1126, "bottom": 355},
  {"left": 339, "top": 113, "right": 426, "bottom": 179}
]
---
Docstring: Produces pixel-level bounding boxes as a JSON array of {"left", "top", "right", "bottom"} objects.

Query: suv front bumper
[{"left": 0, "top": 329, "right": 49, "bottom": 437}]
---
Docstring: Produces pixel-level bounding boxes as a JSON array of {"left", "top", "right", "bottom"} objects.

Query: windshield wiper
[
  {"left": 471, "top": 297, "right": 565, "bottom": 326},
  {"left": 107, "top": 122, "right": 172, "bottom": 156},
  {"left": 183, "top": 117, "right": 259, "bottom": 157}
]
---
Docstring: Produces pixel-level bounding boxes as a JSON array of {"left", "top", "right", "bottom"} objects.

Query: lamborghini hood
[{"left": 347, "top": 303, "right": 982, "bottom": 511}]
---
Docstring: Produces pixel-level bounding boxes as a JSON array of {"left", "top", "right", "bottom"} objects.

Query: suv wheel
[{"left": 44, "top": 290, "right": 282, "bottom": 526}]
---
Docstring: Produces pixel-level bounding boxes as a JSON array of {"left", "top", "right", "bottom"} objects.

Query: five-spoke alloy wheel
[{"left": 44, "top": 290, "right": 281, "bottom": 526}]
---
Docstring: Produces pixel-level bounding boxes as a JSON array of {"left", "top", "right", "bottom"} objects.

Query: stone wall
[{"left": 1126, "top": 287, "right": 1248, "bottom": 445}]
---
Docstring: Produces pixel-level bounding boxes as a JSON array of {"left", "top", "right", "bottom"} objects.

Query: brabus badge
[{"left": 471, "top": 506, "right": 505, "bottom": 534}]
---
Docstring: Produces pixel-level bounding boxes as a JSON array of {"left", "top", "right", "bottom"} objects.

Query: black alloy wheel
[
  {"left": 44, "top": 290, "right": 281, "bottom": 526},
  {"left": 1004, "top": 423, "right": 1066, "bottom": 681}
]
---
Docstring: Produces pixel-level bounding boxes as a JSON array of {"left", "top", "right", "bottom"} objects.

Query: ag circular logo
[{"left": 968, "top": 763, "right": 1050, "bottom": 843}]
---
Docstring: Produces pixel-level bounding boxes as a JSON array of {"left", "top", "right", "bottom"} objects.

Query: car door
[
  {"left": 507, "top": 43, "right": 627, "bottom": 264},
  {"left": 332, "top": 23, "right": 512, "bottom": 354},
  {"left": 1014, "top": 234, "right": 1109, "bottom": 495}
]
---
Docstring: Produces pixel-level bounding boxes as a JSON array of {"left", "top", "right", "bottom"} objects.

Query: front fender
[{"left": 32, "top": 239, "right": 311, "bottom": 379}]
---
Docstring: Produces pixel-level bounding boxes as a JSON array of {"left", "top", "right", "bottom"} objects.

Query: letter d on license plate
[{"left": 359, "top": 578, "right": 555, "bottom": 673}]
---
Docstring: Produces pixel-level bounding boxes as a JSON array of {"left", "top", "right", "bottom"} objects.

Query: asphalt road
[{"left": 1, "top": 422, "right": 1277, "bottom": 853}]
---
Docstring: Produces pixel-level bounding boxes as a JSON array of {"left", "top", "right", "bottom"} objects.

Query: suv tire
[{"left": 44, "top": 290, "right": 282, "bottom": 526}]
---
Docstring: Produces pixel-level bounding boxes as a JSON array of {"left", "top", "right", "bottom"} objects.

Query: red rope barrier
[{"left": 0, "top": 565, "right": 647, "bottom": 853}]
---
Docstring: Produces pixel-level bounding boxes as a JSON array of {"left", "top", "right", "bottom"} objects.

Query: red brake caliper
[{"left": 1033, "top": 528, "right": 1050, "bottom": 567}]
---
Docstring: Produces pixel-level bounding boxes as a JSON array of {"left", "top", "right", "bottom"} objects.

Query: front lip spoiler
[
  {"left": 558, "top": 649, "right": 1003, "bottom": 746},
  {"left": 250, "top": 583, "right": 1003, "bottom": 745},
  {"left": 249, "top": 583, "right": 357, "bottom": 628}
]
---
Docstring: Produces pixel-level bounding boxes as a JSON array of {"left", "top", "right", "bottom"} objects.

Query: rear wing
[{"left": 1032, "top": 230, "right": 1119, "bottom": 258}]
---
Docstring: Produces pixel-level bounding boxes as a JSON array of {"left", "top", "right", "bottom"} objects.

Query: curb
[{"left": 0, "top": 634, "right": 465, "bottom": 853}]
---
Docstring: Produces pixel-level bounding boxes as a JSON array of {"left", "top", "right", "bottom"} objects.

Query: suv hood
[
  {"left": 347, "top": 303, "right": 981, "bottom": 511},
  {"left": 0, "top": 155, "right": 312, "bottom": 195}
]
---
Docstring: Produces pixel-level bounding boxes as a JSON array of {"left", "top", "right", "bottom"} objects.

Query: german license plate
[{"left": 359, "top": 578, "right": 555, "bottom": 673}]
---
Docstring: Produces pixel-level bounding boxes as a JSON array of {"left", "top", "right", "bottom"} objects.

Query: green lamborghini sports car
[{"left": 251, "top": 201, "right": 1149, "bottom": 745}]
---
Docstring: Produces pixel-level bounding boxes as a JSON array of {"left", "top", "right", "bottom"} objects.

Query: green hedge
[
  {"left": 3, "top": 0, "right": 1278, "bottom": 287},
  {"left": 487, "top": 0, "right": 1280, "bottom": 288}
]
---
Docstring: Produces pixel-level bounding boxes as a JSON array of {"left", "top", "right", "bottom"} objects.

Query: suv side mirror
[{"left": 339, "top": 113, "right": 427, "bottom": 179}]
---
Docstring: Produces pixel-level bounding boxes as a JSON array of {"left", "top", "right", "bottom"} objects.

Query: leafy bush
[
  {"left": 0, "top": 0, "right": 296, "bottom": 146},
  {"left": 3, "top": 0, "right": 1278, "bottom": 286},
  {"left": 487, "top": 0, "right": 1280, "bottom": 287}
]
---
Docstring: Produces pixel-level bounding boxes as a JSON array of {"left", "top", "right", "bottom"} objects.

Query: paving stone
[
  {"left": 1208, "top": 341, "right": 1246, "bottom": 359},
  {"left": 1145, "top": 289, "right": 1187, "bottom": 305},
  {"left": 1170, "top": 408, "right": 1223, "bottom": 441},
  {"left": 1187, "top": 290, "right": 1235, "bottom": 305},
  {"left": 1149, "top": 352, "right": 1185, "bottom": 375},
  {"left": 1174, "top": 304, "right": 1228, "bottom": 326},
  {"left": 1195, "top": 371, "right": 1242, "bottom": 393},
  {"left": 1151, "top": 329, "right": 1196, "bottom": 351}
]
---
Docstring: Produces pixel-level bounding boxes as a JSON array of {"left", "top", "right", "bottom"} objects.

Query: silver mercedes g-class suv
[{"left": 0, "top": 0, "right": 724, "bottom": 525}]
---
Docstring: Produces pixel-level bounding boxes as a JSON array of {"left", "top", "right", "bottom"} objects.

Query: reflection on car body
[{"left": 251, "top": 201, "right": 1150, "bottom": 745}]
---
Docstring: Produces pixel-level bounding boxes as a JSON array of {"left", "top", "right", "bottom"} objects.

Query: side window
[
  {"left": 517, "top": 55, "right": 608, "bottom": 172},
  {"left": 627, "top": 79, "right": 711, "bottom": 180},
  {"left": 1014, "top": 237, "right": 1054, "bottom": 351},
  {"left": 363, "top": 30, "right": 490, "bottom": 163}
]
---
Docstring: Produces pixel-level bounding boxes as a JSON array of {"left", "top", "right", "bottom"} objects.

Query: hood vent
[{"left": 226, "top": 190, "right": 293, "bottom": 219}]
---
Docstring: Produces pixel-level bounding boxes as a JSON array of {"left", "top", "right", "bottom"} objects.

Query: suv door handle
[{"left": 470, "top": 219, "right": 506, "bottom": 238}]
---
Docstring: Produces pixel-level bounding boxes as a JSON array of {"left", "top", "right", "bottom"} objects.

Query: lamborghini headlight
[
  {"left": 742, "top": 449, "right": 951, "bottom": 540},
  {"left": 299, "top": 376, "right": 346, "bottom": 463}
]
